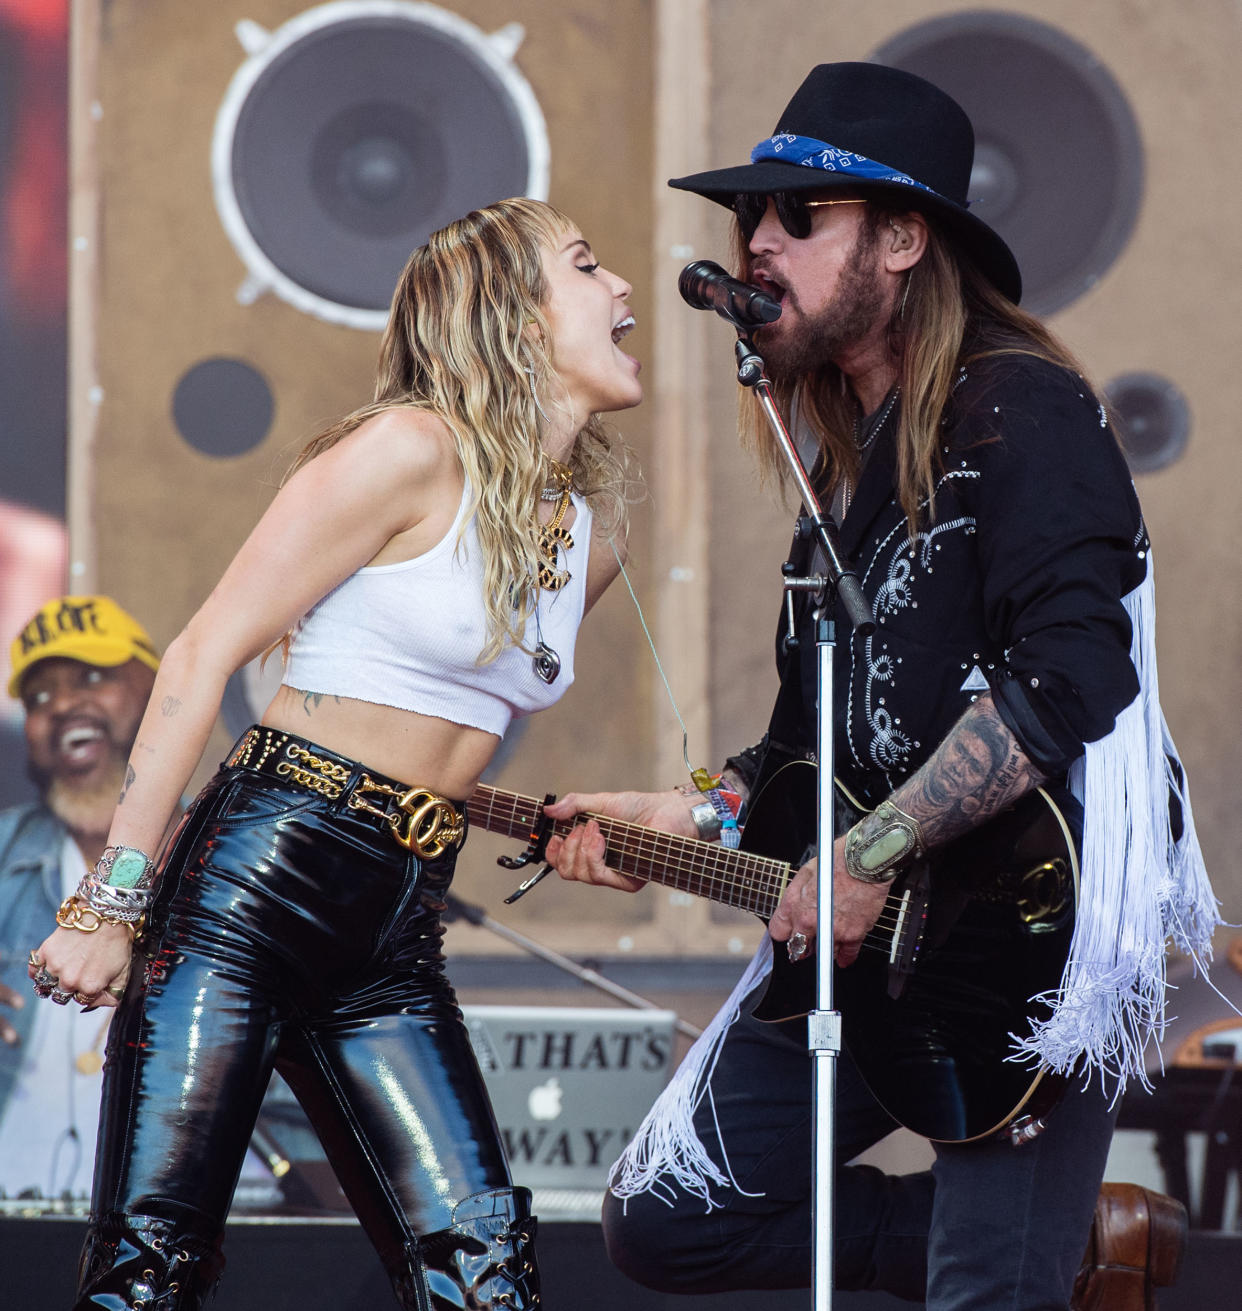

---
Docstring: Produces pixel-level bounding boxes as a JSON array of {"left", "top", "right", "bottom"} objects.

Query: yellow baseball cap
[{"left": 8, "top": 595, "right": 161, "bottom": 698}]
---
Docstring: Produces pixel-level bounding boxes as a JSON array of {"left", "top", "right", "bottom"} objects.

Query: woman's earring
[{"left": 523, "top": 363, "right": 549, "bottom": 422}]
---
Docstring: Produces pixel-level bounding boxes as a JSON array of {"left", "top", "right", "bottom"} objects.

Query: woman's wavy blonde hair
[
  {"left": 286, "top": 197, "right": 632, "bottom": 663},
  {"left": 732, "top": 201, "right": 1083, "bottom": 535}
]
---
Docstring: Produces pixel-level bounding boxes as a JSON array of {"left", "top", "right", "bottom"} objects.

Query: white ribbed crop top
[{"left": 282, "top": 480, "right": 591, "bottom": 738}]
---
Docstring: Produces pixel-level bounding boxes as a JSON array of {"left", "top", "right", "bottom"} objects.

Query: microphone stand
[{"left": 734, "top": 329, "right": 875, "bottom": 1311}]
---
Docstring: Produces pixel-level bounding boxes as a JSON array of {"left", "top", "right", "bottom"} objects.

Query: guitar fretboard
[{"left": 466, "top": 785, "right": 791, "bottom": 919}]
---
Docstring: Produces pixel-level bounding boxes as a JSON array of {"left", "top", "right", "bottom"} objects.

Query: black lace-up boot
[
  {"left": 392, "top": 1186, "right": 542, "bottom": 1310},
  {"left": 74, "top": 1205, "right": 225, "bottom": 1310}
]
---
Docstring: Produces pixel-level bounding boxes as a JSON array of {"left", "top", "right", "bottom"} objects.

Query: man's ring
[{"left": 787, "top": 932, "right": 809, "bottom": 963}]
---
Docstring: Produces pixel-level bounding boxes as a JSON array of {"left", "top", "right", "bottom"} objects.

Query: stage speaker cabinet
[
  {"left": 80, "top": 1, "right": 656, "bottom": 856},
  {"left": 699, "top": 0, "right": 1242, "bottom": 920}
]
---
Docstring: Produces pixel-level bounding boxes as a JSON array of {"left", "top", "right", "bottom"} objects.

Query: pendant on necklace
[
  {"left": 537, "top": 524, "right": 573, "bottom": 591},
  {"left": 533, "top": 641, "right": 561, "bottom": 684},
  {"left": 537, "top": 483, "right": 574, "bottom": 591}
]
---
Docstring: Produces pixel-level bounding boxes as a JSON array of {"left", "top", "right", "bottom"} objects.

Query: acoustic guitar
[{"left": 466, "top": 761, "right": 1081, "bottom": 1143}]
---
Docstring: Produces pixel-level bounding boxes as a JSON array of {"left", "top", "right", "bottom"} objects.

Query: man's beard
[
  {"left": 758, "top": 229, "right": 887, "bottom": 384},
  {"left": 31, "top": 755, "right": 128, "bottom": 843}
]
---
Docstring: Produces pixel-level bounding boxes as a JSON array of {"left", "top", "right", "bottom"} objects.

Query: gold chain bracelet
[{"left": 56, "top": 895, "right": 140, "bottom": 940}]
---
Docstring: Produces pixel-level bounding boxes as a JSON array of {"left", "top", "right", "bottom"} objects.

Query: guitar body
[
  {"left": 470, "top": 762, "right": 1080, "bottom": 1143},
  {"left": 745, "top": 761, "right": 1081, "bottom": 1142}
]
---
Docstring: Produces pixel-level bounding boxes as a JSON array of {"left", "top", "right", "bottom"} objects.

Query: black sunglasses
[{"left": 733, "top": 192, "right": 867, "bottom": 241}]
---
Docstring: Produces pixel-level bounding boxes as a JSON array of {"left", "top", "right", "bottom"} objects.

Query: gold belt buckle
[
  {"left": 391, "top": 788, "right": 465, "bottom": 858},
  {"left": 349, "top": 775, "right": 464, "bottom": 858}
]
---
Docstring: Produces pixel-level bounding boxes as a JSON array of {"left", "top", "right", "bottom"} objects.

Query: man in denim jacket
[{"left": 0, "top": 595, "right": 157, "bottom": 1196}]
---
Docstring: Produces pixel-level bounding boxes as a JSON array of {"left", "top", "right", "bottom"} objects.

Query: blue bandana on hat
[{"left": 751, "top": 133, "right": 943, "bottom": 200}]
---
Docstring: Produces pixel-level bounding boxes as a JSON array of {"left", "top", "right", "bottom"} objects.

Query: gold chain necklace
[{"left": 537, "top": 459, "right": 575, "bottom": 591}]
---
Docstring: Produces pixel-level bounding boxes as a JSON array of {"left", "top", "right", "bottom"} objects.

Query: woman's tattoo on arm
[
  {"left": 118, "top": 764, "right": 136, "bottom": 805},
  {"left": 892, "top": 694, "right": 1046, "bottom": 848}
]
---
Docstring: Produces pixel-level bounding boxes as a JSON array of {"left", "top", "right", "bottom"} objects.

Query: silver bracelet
[
  {"left": 75, "top": 874, "right": 151, "bottom": 923},
  {"left": 843, "top": 800, "right": 925, "bottom": 884},
  {"left": 96, "top": 844, "right": 157, "bottom": 891},
  {"left": 674, "top": 785, "right": 723, "bottom": 841},
  {"left": 687, "top": 800, "right": 722, "bottom": 841}
]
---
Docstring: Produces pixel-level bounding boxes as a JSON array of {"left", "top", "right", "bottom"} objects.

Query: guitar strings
[
  {"left": 474, "top": 788, "right": 920, "bottom": 925},
  {"left": 466, "top": 786, "right": 792, "bottom": 915},
  {"left": 479, "top": 783, "right": 916, "bottom": 967}
]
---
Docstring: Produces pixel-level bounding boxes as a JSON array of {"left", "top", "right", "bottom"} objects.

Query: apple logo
[{"left": 527, "top": 1077, "right": 563, "bottom": 1122}]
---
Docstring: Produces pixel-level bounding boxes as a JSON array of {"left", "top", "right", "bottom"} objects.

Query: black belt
[{"left": 225, "top": 726, "right": 466, "bottom": 859}]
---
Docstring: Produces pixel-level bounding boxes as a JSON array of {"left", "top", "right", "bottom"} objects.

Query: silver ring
[
  {"left": 50, "top": 988, "right": 73, "bottom": 1006},
  {"left": 33, "top": 966, "right": 58, "bottom": 989},
  {"left": 787, "top": 932, "right": 809, "bottom": 963}
]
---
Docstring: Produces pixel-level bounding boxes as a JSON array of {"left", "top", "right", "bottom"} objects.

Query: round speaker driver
[
  {"left": 213, "top": 3, "right": 549, "bottom": 329},
  {"left": 873, "top": 12, "right": 1143, "bottom": 315}
]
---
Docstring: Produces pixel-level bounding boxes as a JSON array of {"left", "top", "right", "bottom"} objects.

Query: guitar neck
[{"left": 466, "top": 785, "right": 790, "bottom": 919}]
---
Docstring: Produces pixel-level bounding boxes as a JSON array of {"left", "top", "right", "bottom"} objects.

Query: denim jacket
[{"left": 0, "top": 803, "right": 66, "bottom": 1114}]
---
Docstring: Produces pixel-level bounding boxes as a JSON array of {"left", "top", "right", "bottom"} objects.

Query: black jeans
[
  {"left": 603, "top": 991, "right": 1118, "bottom": 1310},
  {"left": 88, "top": 749, "right": 509, "bottom": 1281}
]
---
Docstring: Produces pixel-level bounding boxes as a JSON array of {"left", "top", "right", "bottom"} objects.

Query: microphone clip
[{"left": 735, "top": 334, "right": 766, "bottom": 388}]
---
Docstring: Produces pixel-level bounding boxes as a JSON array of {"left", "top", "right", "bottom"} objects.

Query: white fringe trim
[
  {"left": 608, "top": 936, "right": 773, "bottom": 1210},
  {"left": 1009, "top": 554, "right": 1220, "bottom": 1091}
]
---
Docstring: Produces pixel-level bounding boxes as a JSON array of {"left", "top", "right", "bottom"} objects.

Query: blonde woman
[{"left": 29, "top": 197, "right": 641, "bottom": 1310}]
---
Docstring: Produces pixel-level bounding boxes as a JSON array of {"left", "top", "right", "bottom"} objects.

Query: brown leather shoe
[{"left": 1071, "top": 1182, "right": 1189, "bottom": 1310}]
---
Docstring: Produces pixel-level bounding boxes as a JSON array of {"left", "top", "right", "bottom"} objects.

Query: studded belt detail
[{"left": 225, "top": 727, "right": 466, "bottom": 859}]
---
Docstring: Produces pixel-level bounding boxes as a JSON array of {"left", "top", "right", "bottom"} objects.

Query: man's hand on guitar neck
[
  {"left": 544, "top": 789, "right": 701, "bottom": 893},
  {"left": 768, "top": 837, "right": 890, "bottom": 968}
]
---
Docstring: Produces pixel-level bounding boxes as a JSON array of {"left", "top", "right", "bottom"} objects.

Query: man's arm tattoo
[{"left": 891, "top": 694, "right": 1046, "bottom": 849}]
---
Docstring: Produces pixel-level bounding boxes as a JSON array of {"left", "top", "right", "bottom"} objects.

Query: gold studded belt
[{"left": 225, "top": 726, "right": 466, "bottom": 859}]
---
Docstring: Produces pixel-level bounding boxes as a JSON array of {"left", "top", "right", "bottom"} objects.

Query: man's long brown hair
[{"left": 733, "top": 203, "right": 1085, "bottom": 534}]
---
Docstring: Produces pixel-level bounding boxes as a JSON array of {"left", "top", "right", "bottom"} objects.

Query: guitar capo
[{"left": 500, "top": 792, "right": 558, "bottom": 904}]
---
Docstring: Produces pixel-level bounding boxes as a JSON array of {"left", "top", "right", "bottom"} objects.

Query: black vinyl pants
[{"left": 84, "top": 752, "right": 512, "bottom": 1293}]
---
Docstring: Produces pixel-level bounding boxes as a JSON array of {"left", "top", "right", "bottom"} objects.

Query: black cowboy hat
[{"left": 669, "top": 61, "right": 1022, "bottom": 305}]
